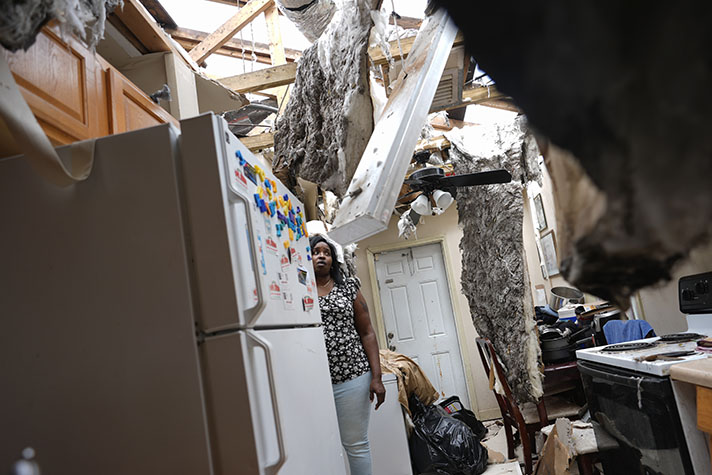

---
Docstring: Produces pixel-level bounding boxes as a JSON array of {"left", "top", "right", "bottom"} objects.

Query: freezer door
[
  {"left": 0, "top": 125, "right": 213, "bottom": 474},
  {"left": 180, "top": 114, "right": 322, "bottom": 331},
  {"left": 202, "top": 327, "right": 346, "bottom": 475}
]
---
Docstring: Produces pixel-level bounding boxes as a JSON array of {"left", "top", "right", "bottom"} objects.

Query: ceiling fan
[{"left": 399, "top": 151, "right": 512, "bottom": 218}]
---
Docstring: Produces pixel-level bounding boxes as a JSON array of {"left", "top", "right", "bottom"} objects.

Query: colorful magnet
[{"left": 302, "top": 295, "right": 314, "bottom": 312}]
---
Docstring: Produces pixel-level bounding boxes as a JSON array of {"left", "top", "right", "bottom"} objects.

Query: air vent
[{"left": 430, "top": 68, "right": 462, "bottom": 112}]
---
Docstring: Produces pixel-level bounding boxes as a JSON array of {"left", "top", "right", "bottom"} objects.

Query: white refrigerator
[{"left": 0, "top": 113, "right": 346, "bottom": 475}]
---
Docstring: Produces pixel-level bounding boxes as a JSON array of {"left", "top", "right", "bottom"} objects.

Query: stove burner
[
  {"left": 601, "top": 342, "right": 657, "bottom": 352},
  {"left": 658, "top": 332, "right": 707, "bottom": 343}
]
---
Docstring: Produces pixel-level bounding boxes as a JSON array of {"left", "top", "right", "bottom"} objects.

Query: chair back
[{"left": 476, "top": 338, "right": 525, "bottom": 421}]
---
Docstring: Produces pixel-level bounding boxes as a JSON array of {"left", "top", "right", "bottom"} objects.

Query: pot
[
  {"left": 549, "top": 286, "right": 584, "bottom": 311},
  {"left": 540, "top": 326, "right": 588, "bottom": 363}
]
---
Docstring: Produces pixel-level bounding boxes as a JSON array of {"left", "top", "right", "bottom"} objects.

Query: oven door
[{"left": 578, "top": 360, "right": 694, "bottom": 475}]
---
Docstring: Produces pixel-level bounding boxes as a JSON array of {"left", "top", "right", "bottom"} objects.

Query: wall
[
  {"left": 636, "top": 240, "right": 712, "bottom": 335},
  {"left": 353, "top": 206, "right": 500, "bottom": 420},
  {"left": 522, "top": 158, "right": 575, "bottom": 304}
]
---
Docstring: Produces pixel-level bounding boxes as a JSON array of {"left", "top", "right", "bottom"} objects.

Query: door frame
[{"left": 366, "top": 236, "right": 480, "bottom": 415}]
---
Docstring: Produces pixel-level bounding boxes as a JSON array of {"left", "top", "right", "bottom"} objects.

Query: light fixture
[
  {"left": 411, "top": 194, "right": 432, "bottom": 215},
  {"left": 433, "top": 189, "right": 454, "bottom": 210}
]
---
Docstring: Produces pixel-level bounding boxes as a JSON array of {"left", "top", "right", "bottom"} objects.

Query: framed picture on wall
[
  {"left": 534, "top": 194, "right": 547, "bottom": 231},
  {"left": 540, "top": 230, "right": 560, "bottom": 277}
]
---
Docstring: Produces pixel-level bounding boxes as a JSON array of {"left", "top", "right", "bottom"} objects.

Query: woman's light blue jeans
[{"left": 332, "top": 371, "right": 373, "bottom": 475}]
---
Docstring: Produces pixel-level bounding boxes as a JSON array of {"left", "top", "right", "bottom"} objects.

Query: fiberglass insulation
[{"left": 447, "top": 117, "right": 544, "bottom": 403}]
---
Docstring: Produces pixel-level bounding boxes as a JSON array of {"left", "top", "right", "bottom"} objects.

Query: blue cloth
[
  {"left": 603, "top": 320, "right": 656, "bottom": 344},
  {"left": 332, "top": 370, "right": 373, "bottom": 475}
]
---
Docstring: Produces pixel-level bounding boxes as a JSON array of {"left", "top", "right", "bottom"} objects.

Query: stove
[
  {"left": 577, "top": 334, "right": 708, "bottom": 376},
  {"left": 575, "top": 272, "right": 712, "bottom": 475}
]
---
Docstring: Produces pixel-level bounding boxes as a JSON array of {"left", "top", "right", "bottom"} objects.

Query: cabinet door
[
  {"left": 2, "top": 24, "right": 108, "bottom": 146},
  {"left": 108, "top": 67, "right": 178, "bottom": 134}
]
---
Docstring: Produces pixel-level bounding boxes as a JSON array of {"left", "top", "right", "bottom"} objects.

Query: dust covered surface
[
  {"left": 274, "top": 0, "right": 377, "bottom": 197},
  {"left": 433, "top": 0, "right": 712, "bottom": 305},
  {"left": 448, "top": 118, "right": 543, "bottom": 402}
]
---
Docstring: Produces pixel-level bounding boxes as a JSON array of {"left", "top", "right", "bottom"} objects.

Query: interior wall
[
  {"left": 353, "top": 206, "right": 500, "bottom": 420},
  {"left": 636, "top": 240, "right": 712, "bottom": 335},
  {"left": 522, "top": 158, "right": 575, "bottom": 304}
]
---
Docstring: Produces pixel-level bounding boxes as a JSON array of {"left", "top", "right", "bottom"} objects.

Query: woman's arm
[{"left": 354, "top": 289, "right": 386, "bottom": 409}]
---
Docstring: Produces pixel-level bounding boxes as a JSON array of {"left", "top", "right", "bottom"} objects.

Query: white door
[{"left": 375, "top": 243, "right": 470, "bottom": 407}]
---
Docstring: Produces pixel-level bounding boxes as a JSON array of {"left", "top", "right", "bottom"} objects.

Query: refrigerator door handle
[
  {"left": 227, "top": 181, "right": 266, "bottom": 327},
  {"left": 245, "top": 330, "right": 287, "bottom": 472}
]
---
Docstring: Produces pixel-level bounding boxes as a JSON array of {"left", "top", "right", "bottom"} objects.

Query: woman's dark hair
[{"left": 309, "top": 235, "right": 344, "bottom": 285}]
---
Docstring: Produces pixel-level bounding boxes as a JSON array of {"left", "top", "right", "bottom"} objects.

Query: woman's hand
[{"left": 370, "top": 377, "right": 386, "bottom": 410}]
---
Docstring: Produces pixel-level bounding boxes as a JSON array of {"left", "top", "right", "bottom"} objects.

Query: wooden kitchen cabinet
[{"left": 1, "top": 23, "right": 177, "bottom": 158}]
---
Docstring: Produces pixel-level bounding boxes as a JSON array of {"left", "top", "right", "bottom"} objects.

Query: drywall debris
[
  {"left": 448, "top": 117, "right": 543, "bottom": 402},
  {"left": 274, "top": 0, "right": 378, "bottom": 197}
]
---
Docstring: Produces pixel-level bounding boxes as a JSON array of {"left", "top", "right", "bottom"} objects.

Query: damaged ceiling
[{"left": 433, "top": 0, "right": 712, "bottom": 306}]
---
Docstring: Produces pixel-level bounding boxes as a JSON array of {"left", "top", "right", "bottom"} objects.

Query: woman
[{"left": 310, "top": 234, "right": 385, "bottom": 475}]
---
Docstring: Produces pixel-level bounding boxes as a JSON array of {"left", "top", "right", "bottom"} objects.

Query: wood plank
[
  {"left": 219, "top": 62, "right": 297, "bottom": 93},
  {"left": 240, "top": 132, "right": 274, "bottom": 151},
  {"left": 368, "top": 31, "right": 465, "bottom": 66},
  {"left": 697, "top": 386, "right": 712, "bottom": 433},
  {"left": 389, "top": 15, "right": 422, "bottom": 30},
  {"left": 264, "top": 2, "right": 290, "bottom": 112},
  {"left": 167, "top": 26, "right": 301, "bottom": 64},
  {"left": 112, "top": 0, "right": 175, "bottom": 53},
  {"left": 138, "top": 0, "right": 177, "bottom": 29},
  {"left": 189, "top": 0, "right": 274, "bottom": 64}
]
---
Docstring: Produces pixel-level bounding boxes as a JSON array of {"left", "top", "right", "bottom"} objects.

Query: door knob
[
  {"left": 389, "top": 345, "right": 396, "bottom": 351},
  {"left": 387, "top": 332, "right": 394, "bottom": 340}
]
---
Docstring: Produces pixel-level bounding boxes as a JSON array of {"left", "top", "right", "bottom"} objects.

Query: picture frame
[
  {"left": 534, "top": 194, "right": 547, "bottom": 231},
  {"left": 540, "top": 230, "right": 560, "bottom": 277}
]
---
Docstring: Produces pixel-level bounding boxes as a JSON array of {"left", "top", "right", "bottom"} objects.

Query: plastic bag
[
  {"left": 409, "top": 395, "right": 488, "bottom": 475},
  {"left": 439, "top": 396, "right": 487, "bottom": 441}
]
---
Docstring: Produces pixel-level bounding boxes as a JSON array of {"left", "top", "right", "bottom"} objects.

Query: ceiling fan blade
[{"left": 438, "top": 169, "right": 512, "bottom": 187}]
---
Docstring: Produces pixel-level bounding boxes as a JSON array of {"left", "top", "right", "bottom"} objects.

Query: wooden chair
[{"left": 476, "top": 337, "right": 582, "bottom": 474}]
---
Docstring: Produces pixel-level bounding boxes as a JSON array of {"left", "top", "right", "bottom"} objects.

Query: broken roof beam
[
  {"left": 220, "top": 62, "right": 297, "bottom": 93},
  {"left": 368, "top": 31, "right": 465, "bottom": 66},
  {"left": 189, "top": 0, "right": 274, "bottom": 64},
  {"left": 329, "top": 8, "right": 458, "bottom": 245},
  {"left": 167, "top": 26, "right": 300, "bottom": 64}
]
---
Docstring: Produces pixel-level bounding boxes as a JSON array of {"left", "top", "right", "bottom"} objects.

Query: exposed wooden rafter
[
  {"left": 368, "top": 31, "right": 465, "bottom": 66},
  {"left": 219, "top": 62, "right": 297, "bottom": 93},
  {"left": 166, "top": 27, "right": 301, "bottom": 64},
  {"left": 189, "top": 0, "right": 274, "bottom": 64},
  {"left": 389, "top": 15, "right": 422, "bottom": 30},
  {"left": 264, "top": 2, "right": 290, "bottom": 111},
  {"left": 109, "top": 0, "right": 199, "bottom": 70},
  {"left": 138, "top": 0, "right": 177, "bottom": 29}
]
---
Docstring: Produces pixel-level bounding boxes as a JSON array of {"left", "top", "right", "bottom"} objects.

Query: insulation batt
[
  {"left": 447, "top": 117, "right": 543, "bottom": 403},
  {"left": 273, "top": 0, "right": 378, "bottom": 197},
  {"left": 275, "top": 0, "right": 336, "bottom": 43},
  {"left": 0, "top": 0, "right": 122, "bottom": 51},
  {"left": 433, "top": 0, "right": 712, "bottom": 307}
]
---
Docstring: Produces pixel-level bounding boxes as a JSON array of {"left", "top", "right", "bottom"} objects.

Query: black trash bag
[
  {"left": 439, "top": 396, "right": 487, "bottom": 441},
  {"left": 409, "top": 395, "right": 488, "bottom": 475}
]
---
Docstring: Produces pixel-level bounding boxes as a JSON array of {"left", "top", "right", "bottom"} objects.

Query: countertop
[{"left": 669, "top": 356, "right": 712, "bottom": 387}]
